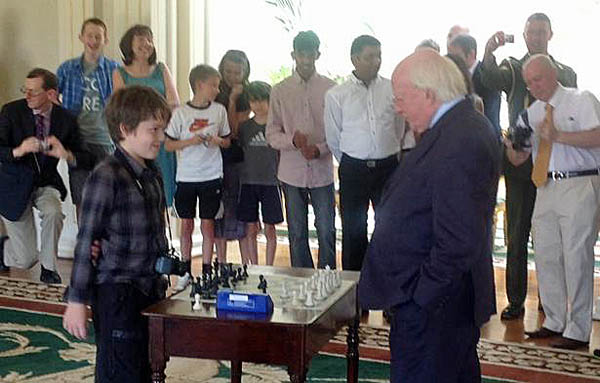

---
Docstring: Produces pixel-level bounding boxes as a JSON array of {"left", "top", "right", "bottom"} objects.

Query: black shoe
[
  {"left": 40, "top": 266, "right": 62, "bottom": 284},
  {"left": 525, "top": 327, "right": 562, "bottom": 339},
  {"left": 0, "top": 236, "right": 8, "bottom": 272},
  {"left": 500, "top": 305, "right": 524, "bottom": 320},
  {"left": 550, "top": 336, "right": 589, "bottom": 350}
]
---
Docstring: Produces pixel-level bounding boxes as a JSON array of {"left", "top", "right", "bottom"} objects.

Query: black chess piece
[
  {"left": 213, "top": 259, "right": 220, "bottom": 277},
  {"left": 257, "top": 275, "right": 268, "bottom": 294},
  {"left": 222, "top": 275, "right": 230, "bottom": 288},
  {"left": 242, "top": 264, "right": 249, "bottom": 279}
]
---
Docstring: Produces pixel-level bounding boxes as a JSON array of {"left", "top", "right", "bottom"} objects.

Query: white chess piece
[
  {"left": 193, "top": 293, "right": 201, "bottom": 311},
  {"left": 315, "top": 281, "right": 326, "bottom": 301},
  {"left": 304, "top": 290, "right": 315, "bottom": 307},
  {"left": 298, "top": 283, "right": 306, "bottom": 301},
  {"left": 280, "top": 281, "right": 291, "bottom": 300}
]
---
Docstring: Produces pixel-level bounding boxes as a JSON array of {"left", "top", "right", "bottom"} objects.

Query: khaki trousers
[
  {"left": 1, "top": 186, "right": 64, "bottom": 271},
  {"left": 532, "top": 175, "right": 600, "bottom": 342}
]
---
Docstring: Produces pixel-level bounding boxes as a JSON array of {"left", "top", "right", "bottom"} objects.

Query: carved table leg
[
  {"left": 288, "top": 366, "right": 308, "bottom": 383},
  {"left": 149, "top": 318, "right": 167, "bottom": 383},
  {"left": 346, "top": 315, "right": 359, "bottom": 383},
  {"left": 230, "top": 360, "right": 242, "bottom": 383}
]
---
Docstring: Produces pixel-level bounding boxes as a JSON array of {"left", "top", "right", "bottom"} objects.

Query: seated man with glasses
[{"left": 0, "top": 68, "right": 91, "bottom": 283}]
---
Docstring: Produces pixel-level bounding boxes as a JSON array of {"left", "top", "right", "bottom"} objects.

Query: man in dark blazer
[
  {"left": 448, "top": 34, "right": 501, "bottom": 141},
  {"left": 0, "top": 68, "right": 91, "bottom": 283},
  {"left": 359, "top": 50, "right": 500, "bottom": 382}
]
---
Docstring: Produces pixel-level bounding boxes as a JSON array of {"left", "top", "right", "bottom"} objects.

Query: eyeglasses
[{"left": 19, "top": 86, "right": 46, "bottom": 97}]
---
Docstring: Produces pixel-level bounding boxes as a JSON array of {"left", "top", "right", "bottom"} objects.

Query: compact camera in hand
[{"left": 155, "top": 253, "right": 187, "bottom": 276}]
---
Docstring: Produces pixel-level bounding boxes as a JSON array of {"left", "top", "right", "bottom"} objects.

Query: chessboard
[{"left": 172, "top": 262, "right": 354, "bottom": 311}]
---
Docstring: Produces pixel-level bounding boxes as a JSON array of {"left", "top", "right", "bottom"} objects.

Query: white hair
[{"left": 409, "top": 55, "right": 467, "bottom": 103}]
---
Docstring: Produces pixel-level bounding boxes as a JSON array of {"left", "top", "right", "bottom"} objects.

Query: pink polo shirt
[{"left": 266, "top": 71, "right": 336, "bottom": 188}]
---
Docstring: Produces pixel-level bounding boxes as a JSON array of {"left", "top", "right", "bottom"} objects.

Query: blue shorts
[{"left": 237, "top": 184, "right": 284, "bottom": 224}]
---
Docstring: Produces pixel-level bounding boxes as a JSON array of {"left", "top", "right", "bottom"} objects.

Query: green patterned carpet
[{"left": 0, "top": 307, "right": 516, "bottom": 382}]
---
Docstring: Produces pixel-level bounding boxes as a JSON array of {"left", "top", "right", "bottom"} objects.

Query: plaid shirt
[
  {"left": 66, "top": 146, "right": 168, "bottom": 304},
  {"left": 57, "top": 55, "right": 119, "bottom": 116}
]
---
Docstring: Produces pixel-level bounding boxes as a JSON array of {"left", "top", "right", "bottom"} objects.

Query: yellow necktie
[{"left": 531, "top": 104, "right": 554, "bottom": 187}]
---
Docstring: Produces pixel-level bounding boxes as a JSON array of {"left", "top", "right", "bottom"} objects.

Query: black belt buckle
[
  {"left": 366, "top": 160, "right": 377, "bottom": 168},
  {"left": 550, "top": 171, "right": 565, "bottom": 181}
]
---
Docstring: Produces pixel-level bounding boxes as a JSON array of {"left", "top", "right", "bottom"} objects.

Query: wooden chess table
[{"left": 143, "top": 265, "right": 360, "bottom": 383}]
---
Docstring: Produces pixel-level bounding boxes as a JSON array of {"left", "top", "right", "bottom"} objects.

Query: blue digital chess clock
[{"left": 217, "top": 289, "right": 274, "bottom": 314}]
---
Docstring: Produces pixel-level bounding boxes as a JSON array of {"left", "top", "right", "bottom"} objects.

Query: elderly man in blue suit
[{"left": 358, "top": 50, "right": 500, "bottom": 382}]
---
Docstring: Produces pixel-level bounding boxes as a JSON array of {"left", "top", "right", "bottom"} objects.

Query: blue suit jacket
[{"left": 358, "top": 99, "right": 500, "bottom": 326}]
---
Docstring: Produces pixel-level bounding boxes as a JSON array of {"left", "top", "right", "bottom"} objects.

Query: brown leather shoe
[
  {"left": 550, "top": 337, "right": 589, "bottom": 350},
  {"left": 525, "top": 327, "right": 562, "bottom": 339}
]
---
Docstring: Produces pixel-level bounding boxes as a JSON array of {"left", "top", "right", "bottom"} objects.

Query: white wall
[{"left": 0, "top": 0, "right": 60, "bottom": 105}]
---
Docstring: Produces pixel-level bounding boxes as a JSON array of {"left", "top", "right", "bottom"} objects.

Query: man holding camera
[
  {"left": 0, "top": 68, "right": 91, "bottom": 283},
  {"left": 480, "top": 12, "right": 577, "bottom": 320},
  {"left": 505, "top": 54, "right": 600, "bottom": 350}
]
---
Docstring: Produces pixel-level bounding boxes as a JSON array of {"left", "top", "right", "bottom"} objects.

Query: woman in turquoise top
[{"left": 112, "top": 24, "right": 180, "bottom": 207}]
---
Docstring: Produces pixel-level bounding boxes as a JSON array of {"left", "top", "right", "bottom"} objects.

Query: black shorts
[
  {"left": 237, "top": 184, "right": 284, "bottom": 224},
  {"left": 174, "top": 179, "right": 222, "bottom": 219}
]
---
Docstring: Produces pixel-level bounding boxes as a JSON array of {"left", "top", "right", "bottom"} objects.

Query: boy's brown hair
[
  {"left": 188, "top": 64, "right": 221, "bottom": 94},
  {"left": 81, "top": 18, "right": 108, "bottom": 38},
  {"left": 105, "top": 85, "right": 171, "bottom": 142}
]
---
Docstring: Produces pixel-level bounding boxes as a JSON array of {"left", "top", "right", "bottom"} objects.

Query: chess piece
[
  {"left": 280, "top": 281, "right": 291, "bottom": 300},
  {"left": 193, "top": 293, "right": 201, "bottom": 310},
  {"left": 304, "top": 290, "right": 315, "bottom": 307},
  {"left": 298, "top": 283, "right": 306, "bottom": 302},
  {"left": 242, "top": 264, "right": 249, "bottom": 279},
  {"left": 258, "top": 275, "right": 268, "bottom": 294}
]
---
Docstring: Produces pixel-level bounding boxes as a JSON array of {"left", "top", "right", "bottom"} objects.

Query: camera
[
  {"left": 155, "top": 253, "right": 187, "bottom": 276},
  {"left": 505, "top": 34, "right": 514, "bottom": 43},
  {"left": 506, "top": 113, "right": 533, "bottom": 151}
]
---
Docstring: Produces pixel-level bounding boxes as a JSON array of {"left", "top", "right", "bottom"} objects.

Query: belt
[
  {"left": 342, "top": 153, "right": 398, "bottom": 168},
  {"left": 547, "top": 169, "right": 600, "bottom": 181}
]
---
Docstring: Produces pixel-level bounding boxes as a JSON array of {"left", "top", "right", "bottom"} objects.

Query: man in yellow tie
[{"left": 505, "top": 54, "right": 600, "bottom": 350}]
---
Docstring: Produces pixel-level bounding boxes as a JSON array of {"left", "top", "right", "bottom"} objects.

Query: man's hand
[
  {"left": 539, "top": 118, "right": 559, "bottom": 142},
  {"left": 13, "top": 137, "right": 41, "bottom": 157},
  {"left": 45, "top": 136, "right": 74, "bottom": 162},
  {"left": 63, "top": 302, "right": 89, "bottom": 340},
  {"left": 485, "top": 31, "right": 507, "bottom": 56},
  {"left": 293, "top": 131, "right": 308, "bottom": 149},
  {"left": 300, "top": 144, "right": 320, "bottom": 160},
  {"left": 503, "top": 136, "right": 531, "bottom": 166}
]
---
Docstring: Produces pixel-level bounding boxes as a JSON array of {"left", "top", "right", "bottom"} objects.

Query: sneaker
[{"left": 174, "top": 272, "right": 191, "bottom": 292}]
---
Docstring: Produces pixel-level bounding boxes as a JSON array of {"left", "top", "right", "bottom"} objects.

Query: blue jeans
[{"left": 281, "top": 183, "right": 336, "bottom": 269}]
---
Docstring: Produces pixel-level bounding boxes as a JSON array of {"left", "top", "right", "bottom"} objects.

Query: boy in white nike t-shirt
[{"left": 165, "top": 64, "right": 231, "bottom": 291}]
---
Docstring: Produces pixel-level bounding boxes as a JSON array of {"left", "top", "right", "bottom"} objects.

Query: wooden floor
[{"left": 4, "top": 239, "right": 600, "bottom": 354}]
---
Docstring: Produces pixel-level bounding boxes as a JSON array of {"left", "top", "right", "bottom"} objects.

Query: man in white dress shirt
[
  {"left": 325, "top": 35, "right": 411, "bottom": 271},
  {"left": 505, "top": 54, "right": 600, "bottom": 350}
]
